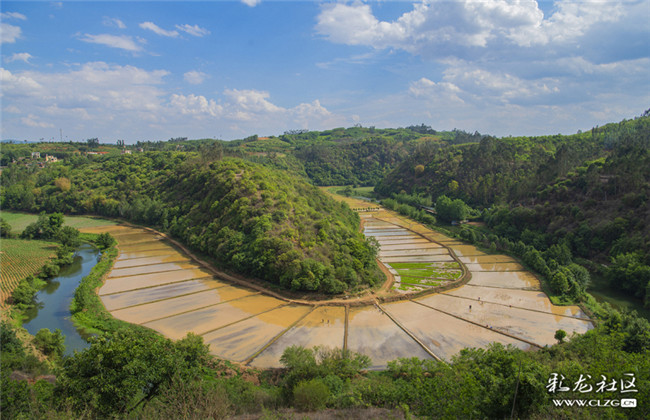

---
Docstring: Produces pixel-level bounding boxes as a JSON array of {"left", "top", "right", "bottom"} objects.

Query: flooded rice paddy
[{"left": 85, "top": 211, "right": 592, "bottom": 368}]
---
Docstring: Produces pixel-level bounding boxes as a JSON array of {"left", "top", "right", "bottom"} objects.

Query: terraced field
[
  {"left": 0, "top": 238, "right": 57, "bottom": 307},
  {"left": 84, "top": 209, "right": 593, "bottom": 369}
]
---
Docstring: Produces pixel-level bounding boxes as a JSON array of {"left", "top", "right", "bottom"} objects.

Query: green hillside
[{"left": 0, "top": 155, "right": 381, "bottom": 294}]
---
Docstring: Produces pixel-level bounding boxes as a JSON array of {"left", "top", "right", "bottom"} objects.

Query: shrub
[
  {"left": 34, "top": 329, "right": 65, "bottom": 358},
  {"left": 293, "top": 378, "right": 329, "bottom": 411}
]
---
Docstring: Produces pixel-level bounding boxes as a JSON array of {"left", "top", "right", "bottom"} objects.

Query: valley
[{"left": 80, "top": 204, "right": 591, "bottom": 369}]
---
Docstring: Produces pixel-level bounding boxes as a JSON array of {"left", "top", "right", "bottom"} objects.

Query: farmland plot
[{"left": 91, "top": 212, "right": 592, "bottom": 369}]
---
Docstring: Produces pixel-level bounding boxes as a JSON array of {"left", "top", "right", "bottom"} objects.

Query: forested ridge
[
  {"left": 1, "top": 155, "right": 381, "bottom": 294},
  {"left": 376, "top": 114, "right": 650, "bottom": 307}
]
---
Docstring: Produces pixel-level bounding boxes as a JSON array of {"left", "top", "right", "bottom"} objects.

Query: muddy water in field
[
  {"left": 108, "top": 262, "right": 198, "bottom": 278},
  {"left": 383, "top": 300, "right": 530, "bottom": 359},
  {"left": 379, "top": 248, "right": 449, "bottom": 257},
  {"left": 459, "top": 255, "right": 518, "bottom": 264},
  {"left": 463, "top": 262, "right": 525, "bottom": 272},
  {"left": 100, "top": 268, "right": 214, "bottom": 294},
  {"left": 382, "top": 255, "right": 455, "bottom": 263},
  {"left": 203, "top": 304, "right": 312, "bottom": 362},
  {"left": 416, "top": 294, "right": 592, "bottom": 346},
  {"left": 468, "top": 271, "right": 540, "bottom": 289},
  {"left": 111, "top": 286, "right": 256, "bottom": 324},
  {"left": 378, "top": 242, "right": 442, "bottom": 250},
  {"left": 112, "top": 255, "right": 190, "bottom": 269},
  {"left": 347, "top": 306, "right": 433, "bottom": 368},
  {"left": 143, "top": 294, "right": 283, "bottom": 339},
  {"left": 444, "top": 286, "right": 589, "bottom": 318},
  {"left": 101, "top": 279, "right": 226, "bottom": 311},
  {"left": 93, "top": 219, "right": 592, "bottom": 369},
  {"left": 250, "top": 306, "right": 345, "bottom": 368}
]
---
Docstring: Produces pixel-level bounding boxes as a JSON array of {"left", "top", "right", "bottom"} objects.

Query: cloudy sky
[{"left": 1, "top": 1, "right": 648, "bottom": 143}]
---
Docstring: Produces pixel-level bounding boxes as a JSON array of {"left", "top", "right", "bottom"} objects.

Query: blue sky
[{"left": 1, "top": 1, "right": 649, "bottom": 143}]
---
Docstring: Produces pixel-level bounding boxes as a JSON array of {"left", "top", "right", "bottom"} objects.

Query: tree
[
  {"left": 96, "top": 232, "right": 116, "bottom": 250},
  {"left": 436, "top": 195, "right": 470, "bottom": 222},
  {"left": 0, "top": 218, "right": 12, "bottom": 238},
  {"left": 554, "top": 329, "right": 567, "bottom": 344},
  {"left": 56, "top": 226, "right": 81, "bottom": 248},
  {"left": 21, "top": 212, "right": 64, "bottom": 240},
  {"left": 34, "top": 328, "right": 65, "bottom": 358},
  {"left": 58, "top": 329, "right": 210, "bottom": 416}
]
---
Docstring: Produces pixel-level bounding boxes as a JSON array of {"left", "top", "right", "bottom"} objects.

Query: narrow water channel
[{"left": 22, "top": 243, "right": 99, "bottom": 355}]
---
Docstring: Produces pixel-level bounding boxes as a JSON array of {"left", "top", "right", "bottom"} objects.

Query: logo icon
[{"left": 621, "top": 399, "right": 637, "bottom": 408}]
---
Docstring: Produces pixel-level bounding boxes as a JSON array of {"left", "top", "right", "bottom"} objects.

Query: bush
[
  {"left": 95, "top": 232, "right": 116, "bottom": 250},
  {"left": 293, "top": 378, "right": 329, "bottom": 411},
  {"left": 139, "top": 377, "right": 232, "bottom": 419},
  {"left": 34, "top": 329, "right": 65, "bottom": 358}
]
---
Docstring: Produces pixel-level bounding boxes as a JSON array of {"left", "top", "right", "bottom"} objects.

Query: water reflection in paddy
[
  {"left": 143, "top": 294, "right": 283, "bottom": 339},
  {"left": 112, "top": 254, "right": 190, "bottom": 269},
  {"left": 108, "top": 261, "right": 197, "bottom": 278},
  {"left": 100, "top": 268, "right": 214, "bottom": 294},
  {"left": 250, "top": 306, "right": 345, "bottom": 368},
  {"left": 94, "top": 221, "right": 592, "bottom": 369},
  {"left": 117, "top": 248, "right": 181, "bottom": 260},
  {"left": 445, "top": 285, "right": 589, "bottom": 318},
  {"left": 111, "top": 285, "right": 256, "bottom": 324},
  {"left": 384, "top": 300, "right": 530, "bottom": 359},
  {"left": 468, "top": 271, "right": 540, "bottom": 289},
  {"left": 347, "top": 306, "right": 433, "bottom": 369},
  {"left": 463, "top": 262, "right": 525, "bottom": 272},
  {"left": 101, "top": 278, "right": 225, "bottom": 311},
  {"left": 203, "top": 304, "right": 311, "bottom": 362}
]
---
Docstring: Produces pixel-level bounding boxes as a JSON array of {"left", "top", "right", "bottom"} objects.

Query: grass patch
[
  {"left": 326, "top": 186, "right": 375, "bottom": 198},
  {"left": 0, "top": 211, "right": 116, "bottom": 234},
  {"left": 400, "top": 277, "right": 446, "bottom": 287},
  {"left": 389, "top": 262, "right": 459, "bottom": 270},
  {"left": 395, "top": 268, "right": 462, "bottom": 280},
  {"left": 396, "top": 283, "right": 424, "bottom": 291}
]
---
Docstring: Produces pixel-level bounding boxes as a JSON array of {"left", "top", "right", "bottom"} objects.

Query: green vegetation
[
  {"left": 3, "top": 301, "right": 648, "bottom": 418},
  {"left": 2, "top": 115, "right": 649, "bottom": 418},
  {"left": 376, "top": 114, "right": 650, "bottom": 308},
  {"left": 0, "top": 211, "right": 116, "bottom": 234},
  {"left": 33, "top": 329, "right": 65, "bottom": 358},
  {"left": 0, "top": 239, "right": 57, "bottom": 303},
  {"left": 1, "top": 156, "right": 382, "bottom": 294},
  {"left": 390, "top": 262, "right": 462, "bottom": 282}
]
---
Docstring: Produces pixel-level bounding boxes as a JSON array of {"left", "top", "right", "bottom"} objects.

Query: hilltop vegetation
[{"left": 1, "top": 155, "right": 381, "bottom": 294}]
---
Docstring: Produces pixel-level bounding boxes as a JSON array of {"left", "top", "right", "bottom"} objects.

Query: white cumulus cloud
[
  {"left": 183, "top": 70, "right": 207, "bottom": 85},
  {"left": 316, "top": 0, "right": 629, "bottom": 54},
  {"left": 175, "top": 24, "right": 210, "bottom": 37},
  {"left": 1, "top": 23, "right": 22, "bottom": 44},
  {"left": 1, "top": 12, "right": 27, "bottom": 21},
  {"left": 140, "top": 21, "right": 179, "bottom": 37},
  {"left": 241, "top": 0, "right": 262, "bottom": 7},
  {"left": 79, "top": 33, "right": 143, "bottom": 52},
  {"left": 1, "top": 63, "right": 342, "bottom": 141},
  {"left": 6, "top": 52, "right": 33, "bottom": 63},
  {"left": 21, "top": 114, "right": 54, "bottom": 128},
  {"left": 103, "top": 17, "right": 126, "bottom": 29}
]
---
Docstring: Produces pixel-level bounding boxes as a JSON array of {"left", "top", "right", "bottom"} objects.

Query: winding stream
[{"left": 22, "top": 243, "right": 99, "bottom": 355}]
